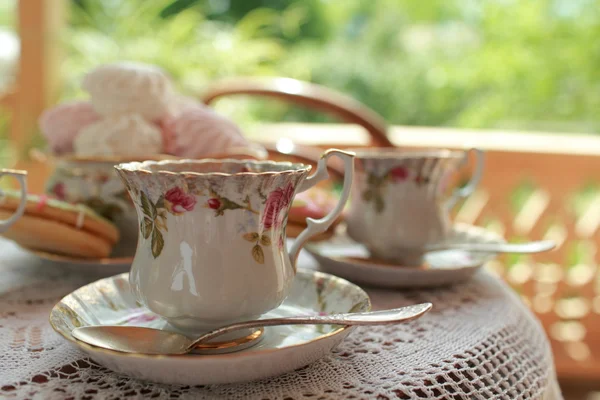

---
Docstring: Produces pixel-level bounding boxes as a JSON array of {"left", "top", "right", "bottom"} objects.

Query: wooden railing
[
  {"left": 0, "top": 0, "right": 65, "bottom": 163},
  {"left": 249, "top": 122, "right": 600, "bottom": 385}
]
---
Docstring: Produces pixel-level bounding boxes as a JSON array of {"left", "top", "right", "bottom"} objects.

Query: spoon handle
[
  {"left": 425, "top": 240, "right": 556, "bottom": 253},
  {"left": 189, "top": 302, "right": 432, "bottom": 349}
]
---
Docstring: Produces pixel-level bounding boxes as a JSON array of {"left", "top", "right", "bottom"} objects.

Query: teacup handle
[
  {"left": 445, "top": 148, "right": 485, "bottom": 210},
  {"left": 288, "top": 149, "right": 355, "bottom": 271},
  {"left": 0, "top": 170, "right": 28, "bottom": 232}
]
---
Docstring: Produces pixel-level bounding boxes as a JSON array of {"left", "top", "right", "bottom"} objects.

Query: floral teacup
[
  {"left": 115, "top": 150, "right": 354, "bottom": 332},
  {"left": 345, "top": 148, "right": 484, "bottom": 265},
  {"left": 45, "top": 156, "right": 173, "bottom": 256}
]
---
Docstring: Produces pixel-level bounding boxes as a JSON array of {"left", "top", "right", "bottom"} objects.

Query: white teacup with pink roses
[
  {"left": 346, "top": 148, "right": 484, "bottom": 266},
  {"left": 115, "top": 150, "right": 354, "bottom": 332}
]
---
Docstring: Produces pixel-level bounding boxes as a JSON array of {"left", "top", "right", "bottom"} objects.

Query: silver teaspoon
[
  {"left": 72, "top": 302, "right": 432, "bottom": 355},
  {"left": 425, "top": 240, "right": 555, "bottom": 254}
]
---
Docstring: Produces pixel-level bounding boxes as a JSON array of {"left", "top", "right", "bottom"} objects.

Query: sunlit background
[
  {"left": 2, "top": 1, "right": 600, "bottom": 398},
  {"left": 3, "top": 0, "right": 600, "bottom": 137}
]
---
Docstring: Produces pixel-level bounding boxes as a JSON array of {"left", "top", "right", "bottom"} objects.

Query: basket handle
[{"left": 201, "top": 77, "right": 393, "bottom": 148}]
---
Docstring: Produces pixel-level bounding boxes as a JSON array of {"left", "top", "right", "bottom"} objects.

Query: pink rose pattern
[
  {"left": 261, "top": 182, "right": 295, "bottom": 229},
  {"left": 362, "top": 164, "right": 431, "bottom": 213},
  {"left": 241, "top": 182, "right": 295, "bottom": 264},
  {"left": 137, "top": 183, "right": 295, "bottom": 263},
  {"left": 137, "top": 187, "right": 196, "bottom": 258},
  {"left": 389, "top": 166, "right": 409, "bottom": 182},
  {"left": 164, "top": 187, "right": 197, "bottom": 215},
  {"left": 51, "top": 182, "right": 66, "bottom": 201},
  {"left": 207, "top": 198, "right": 221, "bottom": 210}
]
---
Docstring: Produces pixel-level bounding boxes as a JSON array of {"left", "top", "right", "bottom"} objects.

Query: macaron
[{"left": 0, "top": 191, "right": 119, "bottom": 258}]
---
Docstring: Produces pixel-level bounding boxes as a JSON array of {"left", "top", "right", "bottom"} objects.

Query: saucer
[
  {"left": 305, "top": 223, "right": 504, "bottom": 288},
  {"left": 49, "top": 269, "right": 371, "bottom": 385},
  {"left": 20, "top": 246, "right": 132, "bottom": 275}
]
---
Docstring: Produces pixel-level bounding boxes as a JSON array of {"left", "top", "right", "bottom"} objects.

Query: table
[{"left": 0, "top": 239, "right": 562, "bottom": 399}]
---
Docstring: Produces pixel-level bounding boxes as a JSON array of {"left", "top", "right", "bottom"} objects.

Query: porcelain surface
[
  {"left": 306, "top": 223, "right": 503, "bottom": 288},
  {"left": 49, "top": 269, "right": 371, "bottom": 385},
  {"left": 45, "top": 157, "right": 138, "bottom": 256},
  {"left": 345, "top": 148, "right": 484, "bottom": 265},
  {"left": 115, "top": 153, "right": 353, "bottom": 332}
]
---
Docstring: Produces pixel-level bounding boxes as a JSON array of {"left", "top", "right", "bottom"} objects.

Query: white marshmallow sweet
[
  {"left": 74, "top": 114, "right": 163, "bottom": 157},
  {"left": 82, "top": 62, "right": 173, "bottom": 120}
]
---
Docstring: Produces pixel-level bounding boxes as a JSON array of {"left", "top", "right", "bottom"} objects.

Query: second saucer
[{"left": 306, "top": 223, "right": 503, "bottom": 289}]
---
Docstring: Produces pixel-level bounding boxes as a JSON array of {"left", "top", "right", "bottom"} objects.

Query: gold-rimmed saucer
[
  {"left": 306, "top": 223, "right": 504, "bottom": 288},
  {"left": 49, "top": 268, "right": 371, "bottom": 385}
]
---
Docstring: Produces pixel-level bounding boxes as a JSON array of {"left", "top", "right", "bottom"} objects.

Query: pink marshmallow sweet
[
  {"left": 162, "top": 105, "right": 249, "bottom": 158},
  {"left": 39, "top": 101, "right": 100, "bottom": 154}
]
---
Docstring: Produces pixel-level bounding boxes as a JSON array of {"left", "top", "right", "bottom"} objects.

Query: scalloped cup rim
[
  {"left": 114, "top": 158, "right": 313, "bottom": 178},
  {"left": 347, "top": 148, "right": 464, "bottom": 160}
]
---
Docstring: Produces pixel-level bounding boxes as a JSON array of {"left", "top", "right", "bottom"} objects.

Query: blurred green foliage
[
  {"left": 0, "top": 1, "right": 16, "bottom": 27},
  {"left": 9, "top": 0, "right": 600, "bottom": 132}
]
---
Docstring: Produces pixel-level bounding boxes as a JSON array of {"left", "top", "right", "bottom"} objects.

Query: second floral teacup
[
  {"left": 115, "top": 150, "right": 354, "bottom": 332},
  {"left": 345, "top": 148, "right": 484, "bottom": 265}
]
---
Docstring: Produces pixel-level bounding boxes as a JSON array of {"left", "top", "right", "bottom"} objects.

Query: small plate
[
  {"left": 50, "top": 269, "right": 371, "bottom": 385},
  {"left": 19, "top": 246, "right": 132, "bottom": 275},
  {"left": 306, "top": 223, "right": 504, "bottom": 288}
]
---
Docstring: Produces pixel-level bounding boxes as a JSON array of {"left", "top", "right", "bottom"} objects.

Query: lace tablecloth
[{"left": 0, "top": 239, "right": 561, "bottom": 399}]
